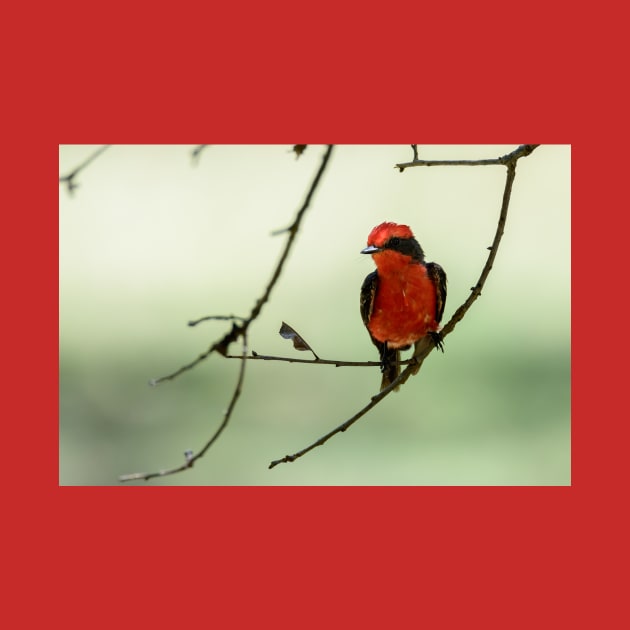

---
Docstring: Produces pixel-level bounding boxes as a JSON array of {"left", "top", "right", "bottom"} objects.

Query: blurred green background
[{"left": 59, "top": 145, "right": 570, "bottom": 485}]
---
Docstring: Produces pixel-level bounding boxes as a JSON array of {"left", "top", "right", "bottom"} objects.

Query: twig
[
  {"left": 119, "top": 332, "right": 249, "bottom": 482},
  {"left": 439, "top": 150, "right": 527, "bottom": 337},
  {"left": 268, "top": 336, "right": 435, "bottom": 468},
  {"left": 268, "top": 145, "right": 539, "bottom": 468},
  {"left": 119, "top": 145, "right": 335, "bottom": 480},
  {"left": 191, "top": 145, "right": 210, "bottom": 165},
  {"left": 226, "top": 352, "right": 391, "bottom": 367},
  {"left": 188, "top": 315, "right": 246, "bottom": 327},
  {"left": 59, "top": 145, "right": 111, "bottom": 195},
  {"left": 395, "top": 144, "right": 539, "bottom": 171},
  {"left": 147, "top": 145, "right": 335, "bottom": 386}
]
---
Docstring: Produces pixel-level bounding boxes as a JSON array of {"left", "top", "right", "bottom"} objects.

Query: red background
[{"left": 5, "top": 1, "right": 624, "bottom": 627}]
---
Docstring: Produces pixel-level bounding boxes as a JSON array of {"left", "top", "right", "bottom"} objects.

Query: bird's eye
[{"left": 388, "top": 237, "right": 400, "bottom": 248}]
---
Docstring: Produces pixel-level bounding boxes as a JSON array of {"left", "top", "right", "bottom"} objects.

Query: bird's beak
[{"left": 361, "top": 245, "right": 380, "bottom": 255}]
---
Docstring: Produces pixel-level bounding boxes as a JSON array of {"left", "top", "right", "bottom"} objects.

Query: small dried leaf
[{"left": 279, "top": 321, "right": 317, "bottom": 356}]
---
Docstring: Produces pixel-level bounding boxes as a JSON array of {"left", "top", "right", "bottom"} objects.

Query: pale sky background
[{"left": 59, "top": 145, "right": 570, "bottom": 485}]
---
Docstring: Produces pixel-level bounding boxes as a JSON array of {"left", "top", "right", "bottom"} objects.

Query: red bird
[{"left": 360, "top": 222, "right": 447, "bottom": 391}]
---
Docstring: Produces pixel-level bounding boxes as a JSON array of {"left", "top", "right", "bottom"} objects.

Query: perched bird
[{"left": 360, "top": 222, "right": 447, "bottom": 391}]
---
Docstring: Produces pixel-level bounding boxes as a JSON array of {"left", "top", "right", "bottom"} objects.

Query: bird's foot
[{"left": 429, "top": 331, "right": 444, "bottom": 352}]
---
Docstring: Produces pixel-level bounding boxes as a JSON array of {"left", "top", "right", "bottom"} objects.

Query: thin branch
[
  {"left": 268, "top": 145, "right": 539, "bottom": 468},
  {"left": 269, "top": 336, "right": 435, "bottom": 468},
  {"left": 148, "top": 144, "right": 335, "bottom": 386},
  {"left": 225, "top": 319, "right": 418, "bottom": 367},
  {"left": 188, "top": 314, "right": 246, "bottom": 327},
  {"left": 59, "top": 145, "right": 111, "bottom": 195},
  {"left": 440, "top": 154, "right": 524, "bottom": 338},
  {"left": 119, "top": 332, "right": 249, "bottom": 482},
  {"left": 226, "top": 352, "right": 389, "bottom": 367},
  {"left": 395, "top": 144, "right": 539, "bottom": 171},
  {"left": 120, "top": 145, "right": 335, "bottom": 480}
]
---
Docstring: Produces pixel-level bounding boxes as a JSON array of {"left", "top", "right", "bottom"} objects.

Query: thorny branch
[
  {"left": 118, "top": 144, "right": 335, "bottom": 481},
  {"left": 268, "top": 144, "right": 539, "bottom": 468},
  {"left": 59, "top": 145, "right": 111, "bottom": 195}
]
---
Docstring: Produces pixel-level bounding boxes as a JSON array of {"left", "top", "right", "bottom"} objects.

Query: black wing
[
  {"left": 426, "top": 262, "right": 447, "bottom": 324},
  {"left": 360, "top": 270, "right": 378, "bottom": 329}
]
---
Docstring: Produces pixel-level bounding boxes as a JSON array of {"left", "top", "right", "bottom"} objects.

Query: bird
[{"left": 360, "top": 221, "right": 447, "bottom": 391}]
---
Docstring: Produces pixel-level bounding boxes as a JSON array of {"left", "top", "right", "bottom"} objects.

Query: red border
[{"left": 8, "top": 3, "right": 622, "bottom": 627}]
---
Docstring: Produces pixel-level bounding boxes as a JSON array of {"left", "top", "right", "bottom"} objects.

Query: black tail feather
[{"left": 380, "top": 346, "right": 400, "bottom": 391}]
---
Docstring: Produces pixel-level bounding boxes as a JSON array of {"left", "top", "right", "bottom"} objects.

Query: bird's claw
[{"left": 429, "top": 331, "right": 444, "bottom": 352}]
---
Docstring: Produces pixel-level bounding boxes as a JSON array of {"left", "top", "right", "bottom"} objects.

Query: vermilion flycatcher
[{"left": 360, "top": 222, "right": 447, "bottom": 390}]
